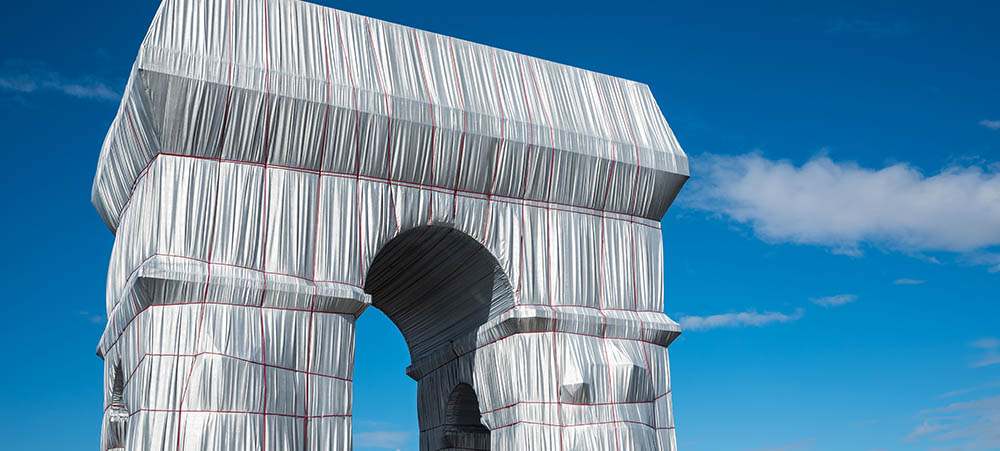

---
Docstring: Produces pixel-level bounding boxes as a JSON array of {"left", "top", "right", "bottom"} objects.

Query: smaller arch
[
  {"left": 105, "top": 362, "right": 129, "bottom": 449},
  {"left": 111, "top": 362, "right": 125, "bottom": 409},
  {"left": 443, "top": 383, "right": 490, "bottom": 450}
]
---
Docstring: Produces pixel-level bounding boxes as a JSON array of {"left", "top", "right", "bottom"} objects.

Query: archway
[
  {"left": 358, "top": 225, "right": 513, "bottom": 449},
  {"left": 364, "top": 225, "right": 514, "bottom": 362}
]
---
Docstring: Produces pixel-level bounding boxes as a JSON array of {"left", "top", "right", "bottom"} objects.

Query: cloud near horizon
[
  {"left": 354, "top": 430, "right": 409, "bottom": 449},
  {"left": 679, "top": 308, "right": 804, "bottom": 331},
  {"left": 0, "top": 59, "right": 119, "bottom": 101},
  {"left": 751, "top": 438, "right": 817, "bottom": 451},
  {"left": 686, "top": 153, "right": 1000, "bottom": 260}
]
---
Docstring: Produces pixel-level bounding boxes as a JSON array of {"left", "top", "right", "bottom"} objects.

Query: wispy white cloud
[
  {"left": 894, "top": 278, "right": 926, "bottom": 285},
  {"left": 981, "top": 119, "right": 1000, "bottom": 130},
  {"left": 962, "top": 253, "right": 1000, "bottom": 273},
  {"left": 679, "top": 308, "right": 804, "bottom": 331},
  {"left": 921, "top": 394, "right": 1000, "bottom": 414},
  {"left": 972, "top": 338, "right": 1000, "bottom": 349},
  {"left": 355, "top": 430, "right": 409, "bottom": 449},
  {"left": 906, "top": 421, "right": 948, "bottom": 441},
  {"left": 970, "top": 338, "right": 1000, "bottom": 368},
  {"left": 686, "top": 153, "right": 1000, "bottom": 261},
  {"left": 0, "top": 59, "right": 119, "bottom": 101},
  {"left": 810, "top": 294, "right": 857, "bottom": 307},
  {"left": 939, "top": 380, "right": 1000, "bottom": 399},
  {"left": 972, "top": 355, "right": 1000, "bottom": 368},
  {"left": 909, "top": 394, "right": 1000, "bottom": 449},
  {"left": 79, "top": 311, "right": 104, "bottom": 324}
]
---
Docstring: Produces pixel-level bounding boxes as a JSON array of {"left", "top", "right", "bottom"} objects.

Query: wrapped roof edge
[{"left": 91, "top": 0, "right": 688, "bottom": 232}]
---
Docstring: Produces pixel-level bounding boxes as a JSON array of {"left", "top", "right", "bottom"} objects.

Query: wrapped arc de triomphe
[{"left": 92, "top": 0, "right": 689, "bottom": 449}]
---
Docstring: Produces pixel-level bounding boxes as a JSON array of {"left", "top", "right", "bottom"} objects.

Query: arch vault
[{"left": 91, "top": 0, "right": 689, "bottom": 449}]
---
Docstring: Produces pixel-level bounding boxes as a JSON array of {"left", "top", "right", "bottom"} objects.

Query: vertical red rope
[
  {"left": 412, "top": 29, "right": 435, "bottom": 226},
  {"left": 303, "top": 7, "right": 334, "bottom": 448},
  {"left": 174, "top": 0, "right": 233, "bottom": 447},
  {"left": 449, "top": 37, "right": 467, "bottom": 222},
  {"left": 364, "top": 18, "right": 400, "bottom": 234},
  {"left": 592, "top": 73, "right": 619, "bottom": 311},
  {"left": 258, "top": 1, "right": 273, "bottom": 448},
  {"left": 482, "top": 48, "right": 505, "bottom": 241},
  {"left": 592, "top": 73, "right": 621, "bottom": 450},
  {"left": 615, "top": 78, "right": 659, "bottom": 432},
  {"left": 525, "top": 57, "right": 564, "bottom": 451},
  {"left": 514, "top": 54, "right": 534, "bottom": 302},
  {"left": 332, "top": 11, "right": 363, "bottom": 287}
]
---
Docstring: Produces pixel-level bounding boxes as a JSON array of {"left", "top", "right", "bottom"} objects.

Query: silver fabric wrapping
[{"left": 92, "top": 0, "right": 689, "bottom": 449}]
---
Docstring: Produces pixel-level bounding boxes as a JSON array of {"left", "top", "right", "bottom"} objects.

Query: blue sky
[{"left": 1, "top": 1, "right": 998, "bottom": 450}]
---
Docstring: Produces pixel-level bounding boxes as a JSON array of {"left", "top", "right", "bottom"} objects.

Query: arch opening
[{"left": 363, "top": 225, "right": 514, "bottom": 363}]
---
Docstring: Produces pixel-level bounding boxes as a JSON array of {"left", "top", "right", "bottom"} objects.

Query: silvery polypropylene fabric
[{"left": 92, "top": 0, "right": 689, "bottom": 450}]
